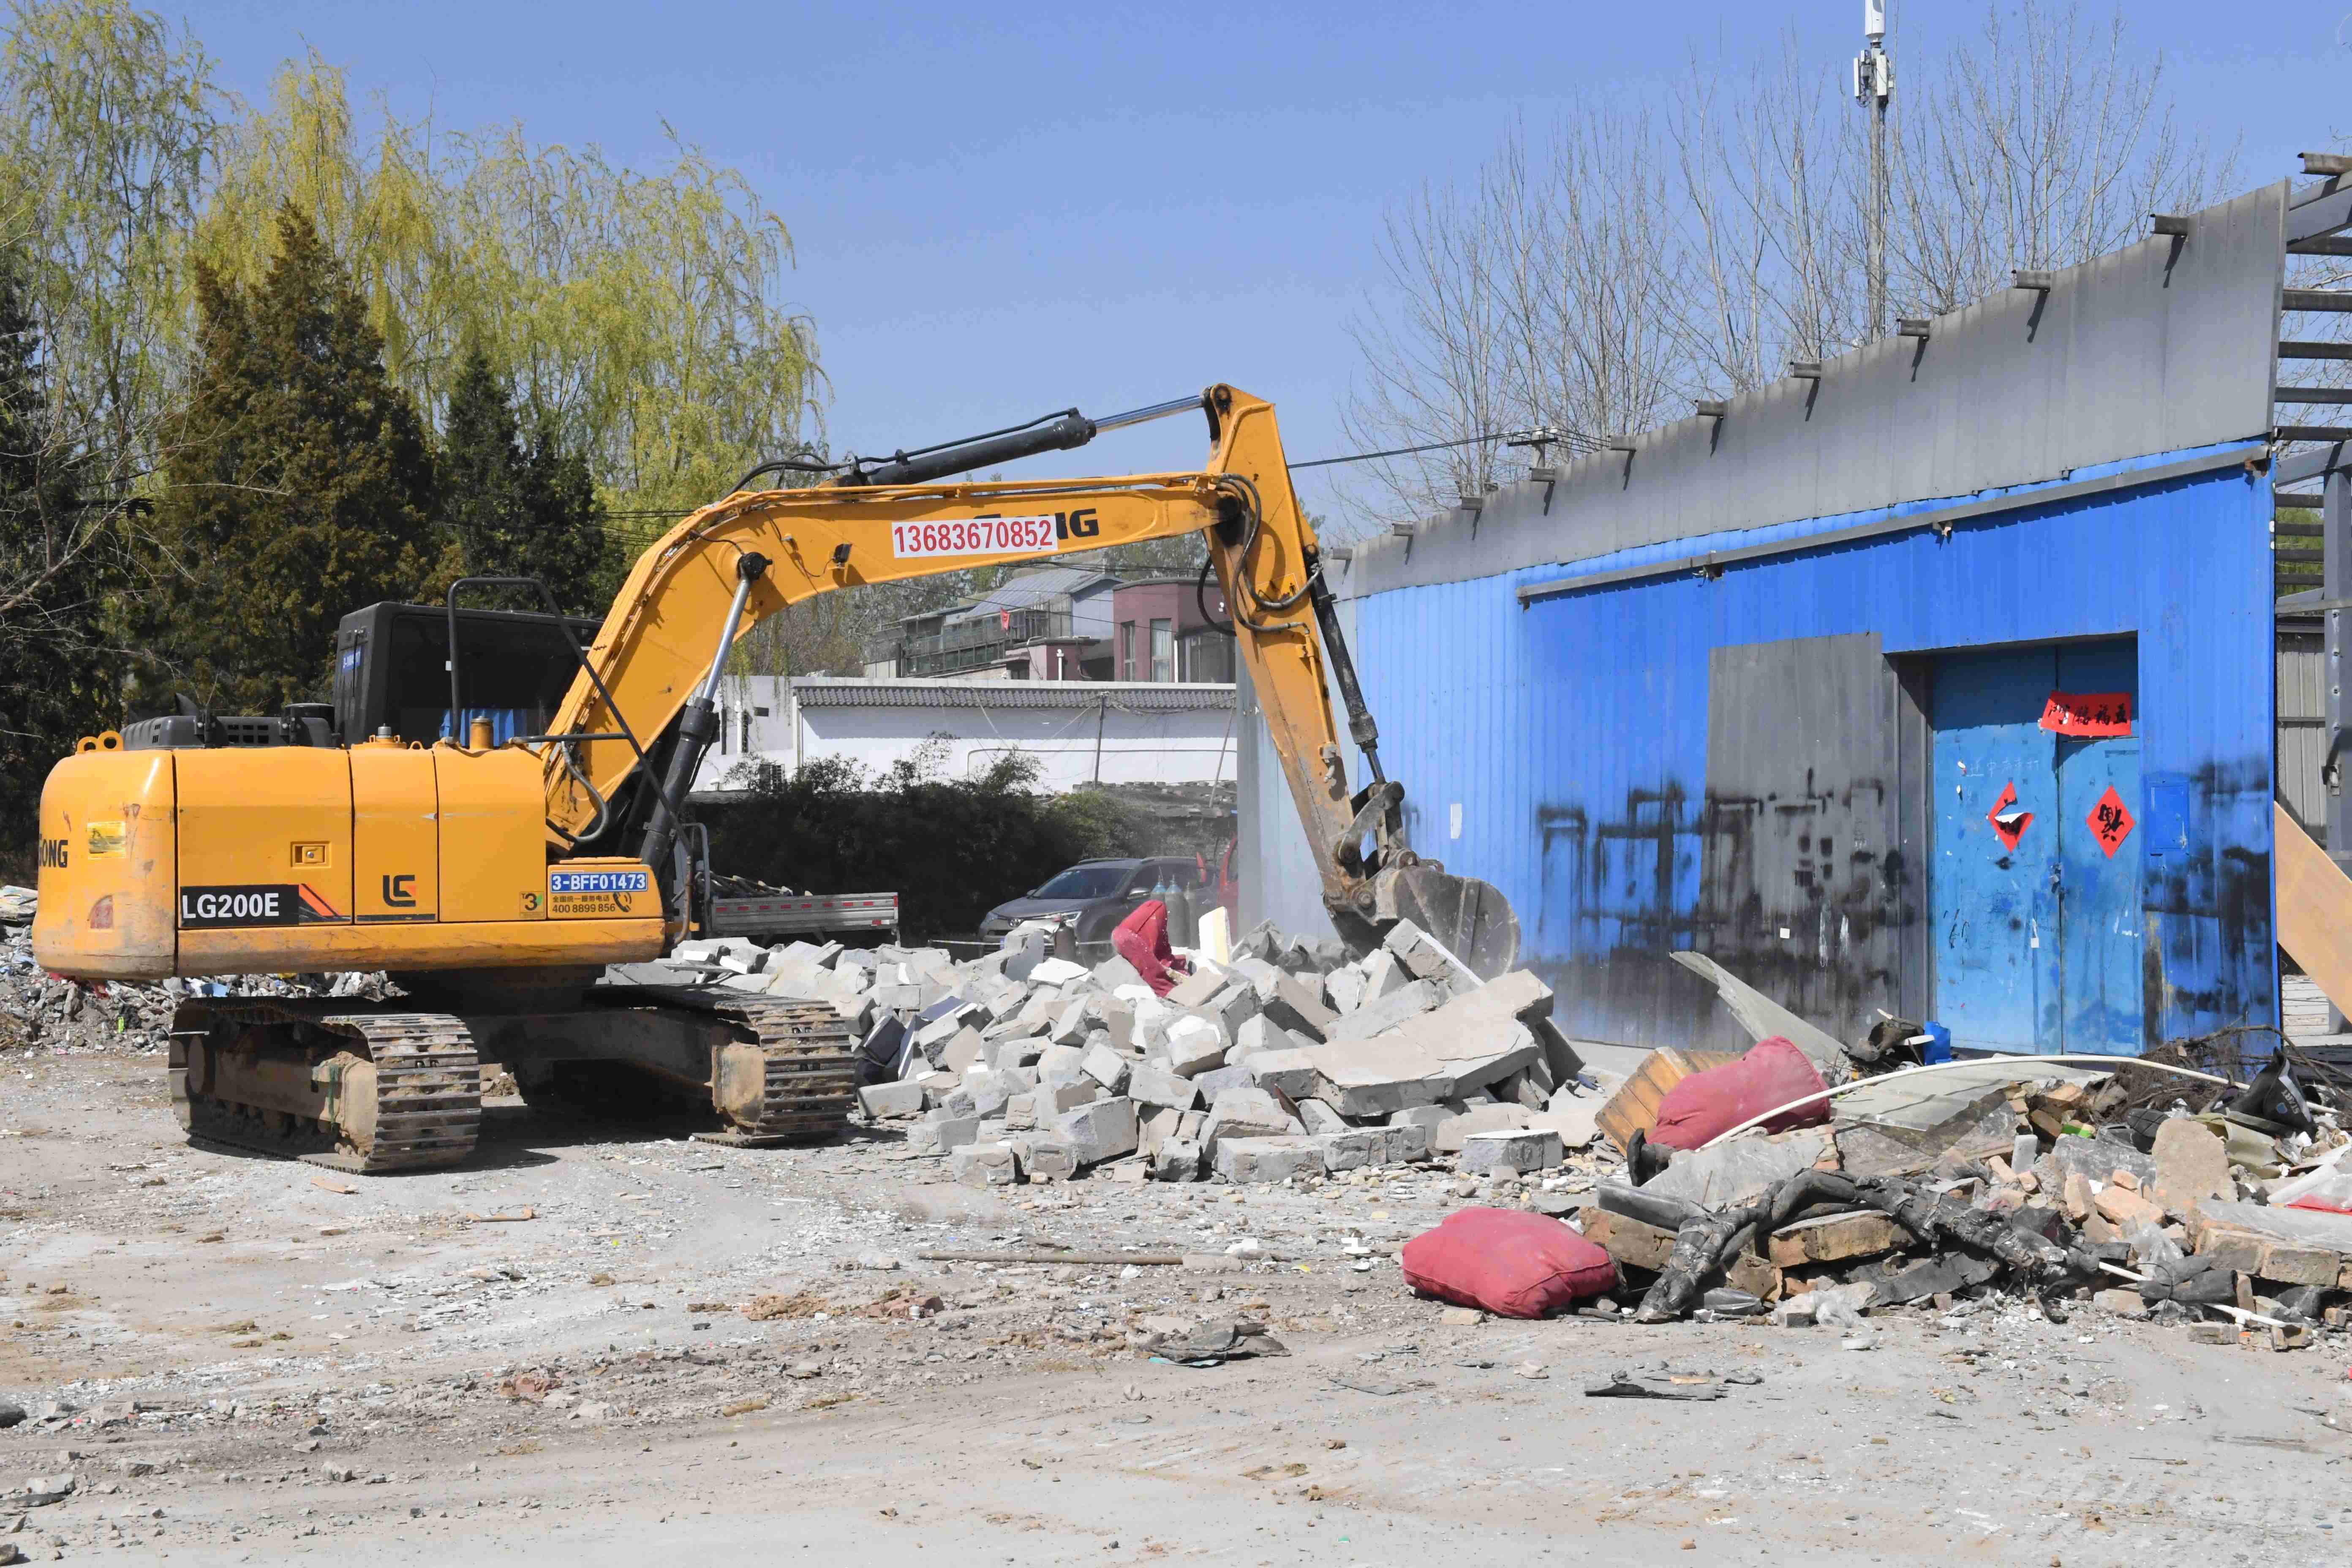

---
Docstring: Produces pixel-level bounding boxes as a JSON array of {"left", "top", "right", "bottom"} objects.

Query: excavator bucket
[{"left": 1368, "top": 862, "right": 1522, "bottom": 981}]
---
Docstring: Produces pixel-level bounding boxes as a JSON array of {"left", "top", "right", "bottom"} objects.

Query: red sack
[
  {"left": 1649, "top": 1035, "right": 1829, "bottom": 1151},
  {"left": 1400, "top": 1207, "right": 1617, "bottom": 1318}
]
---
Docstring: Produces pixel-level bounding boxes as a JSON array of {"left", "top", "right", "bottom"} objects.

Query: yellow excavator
[{"left": 30, "top": 385, "right": 1518, "bottom": 1172}]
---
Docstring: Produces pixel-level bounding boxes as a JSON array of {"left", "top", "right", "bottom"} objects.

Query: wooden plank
[
  {"left": 1592, "top": 1046, "right": 1742, "bottom": 1152},
  {"left": 2272, "top": 800, "right": 2352, "bottom": 1018}
]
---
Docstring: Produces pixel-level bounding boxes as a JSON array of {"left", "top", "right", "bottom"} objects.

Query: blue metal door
[
  {"left": 1930, "top": 640, "right": 2140, "bottom": 1053},
  {"left": 2051, "top": 641, "right": 2142, "bottom": 1054},
  {"left": 1931, "top": 647, "right": 2062, "bottom": 1051}
]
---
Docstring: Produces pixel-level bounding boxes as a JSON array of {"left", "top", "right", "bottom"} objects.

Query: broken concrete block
[
  {"left": 1526, "top": 1095, "right": 1601, "bottom": 1151},
  {"left": 1161, "top": 1014, "right": 1225, "bottom": 1076},
  {"left": 1028, "top": 957, "right": 1088, "bottom": 986},
  {"left": 1092, "top": 953, "right": 1144, "bottom": 991},
  {"left": 1081, "top": 1043, "right": 1133, "bottom": 1094},
  {"left": 1036, "top": 1044, "right": 1089, "bottom": 1092},
  {"left": 1127, "top": 1063, "right": 1199, "bottom": 1112},
  {"left": 1389, "top": 1105, "right": 1449, "bottom": 1133},
  {"left": 1215, "top": 1135, "right": 1323, "bottom": 1184},
  {"left": 1091, "top": 998, "right": 1136, "bottom": 1050},
  {"left": 1205, "top": 981, "right": 1263, "bottom": 1043},
  {"left": 1165, "top": 966, "right": 1229, "bottom": 1009},
  {"left": 1253, "top": 970, "right": 1334, "bottom": 1042},
  {"left": 2035, "top": 1133, "right": 2155, "bottom": 1195},
  {"left": 1054, "top": 1097, "right": 1139, "bottom": 1167},
  {"left": 1320, "top": 978, "right": 1443, "bottom": 1044},
  {"left": 926, "top": 1084, "right": 977, "bottom": 1119},
  {"left": 1500, "top": 1068, "right": 1549, "bottom": 1111},
  {"left": 1433, "top": 1104, "right": 1531, "bottom": 1153},
  {"left": 1642, "top": 1133, "right": 1831, "bottom": 1210},
  {"left": 904, "top": 1113, "right": 980, "bottom": 1155},
  {"left": 1152, "top": 1138, "right": 1205, "bottom": 1182},
  {"left": 1228, "top": 1012, "right": 1305, "bottom": 1063},
  {"left": 1192, "top": 1064, "right": 1255, "bottom": 1103},
  {"left": 1049, "top": 999, "right": 1093, "bottom": 1047},
  {"left": 1244, "top": 1048, "right": 1320, "bottom": 1099},
  {"left": 1040, "top": 1081, "right": 1100, "bottom": 1115},
  {"left": 1003, "top": 1092, "right": 1037, "bottom": 1131},
  {"left": 1461, "top": 1128, "right": 1563, "bottom": 1175},
  {"left": 1382, "top": 918, "right": 1463, "bottom": 985},
  {"left": 2092, "top": 1288, "right": 2144, "bottom": 1315},
  {"left": 1325, "top": 964, "right": 1369, "bottom": 1017},
  {"left": 1310, "top": 1044, "right": 1455, "bottom": 1119},
  {"left": 1766, "top": 1211, "right": 1913, "bottom": 1268},
  {"left": 857, "top": 1081, "right": 926, "bottom": 1119},
  {"left": 948, "top": 1142, "right": 1018, "bottom": 1187},
  {"left": 969, "top": 1070, "right": 1021, "bottom": 1120},
  {"left": 1200, "top": 1086, "right": 1299, "bottom": 1153},
  {"left": 1307, "top": 971, "right": 1553, "bottom": 1115},
  {"left": 1138, "top": 1104, "right": 1182, "bottom": 1159},
  {"left": 1314, "top": 1129, "right": 1386, "bottom": 1172},
  {"left": 1018, "top": 1136, "right": 1078, "bottom": 1180},
  {"left": 1380, "top": 1122, "right": 1433, "bottom": 1163},
  {"left": 2151, "top": 1119, "right": 2233, "bottom": 1213},
  {"left": 1295, "top": 1098, "right": 1349, "bottom": 1136},
  {"left": 993, "top": 1040, "right": 1047, "bottom": 1077}
]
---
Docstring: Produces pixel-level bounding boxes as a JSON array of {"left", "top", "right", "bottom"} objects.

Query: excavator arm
[{"left": 539, "top": 384, "right": 1517, "bottom": 974}]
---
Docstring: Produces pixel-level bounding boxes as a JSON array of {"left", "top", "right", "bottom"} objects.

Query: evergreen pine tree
[
  {"left": 0, "top": 248, "right": 105, "bottom": 851},
  {"left": 438, "top": 342, "right": 620, "bottom": 615},
  {"left": 138, "top": 202, "right": 453, "bottom": 713}
]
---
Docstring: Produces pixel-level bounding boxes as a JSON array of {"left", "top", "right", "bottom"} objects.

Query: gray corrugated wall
[{"left": 2280, "top": 627, "right": 2325, "bottom": 836}]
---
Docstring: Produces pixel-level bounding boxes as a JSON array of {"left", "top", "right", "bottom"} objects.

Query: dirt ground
[{"left": 2, "top": 1038, "right": 2350, "bottom": 1566}]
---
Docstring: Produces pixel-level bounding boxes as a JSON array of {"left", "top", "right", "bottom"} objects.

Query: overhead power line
[{"left": 1286, "top": 425, "right": 1601, "bottom": 471}]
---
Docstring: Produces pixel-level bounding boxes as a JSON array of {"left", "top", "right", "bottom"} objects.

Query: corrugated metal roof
[
  {"left": 931, "top": 566, "right": 1122, "bottom": 628},
  {"left": 792, "top": 678, "right": 1231, "bottom": 711}
]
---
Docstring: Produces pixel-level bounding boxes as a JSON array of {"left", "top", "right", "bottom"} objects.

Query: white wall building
[{"left": 693, "top": 676, "right": 1239, "bottom": 795}]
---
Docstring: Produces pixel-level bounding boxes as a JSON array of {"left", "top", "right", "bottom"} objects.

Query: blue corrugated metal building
[{"left": 1239, "top": 180, "right": 2312, "bottom": 1057}]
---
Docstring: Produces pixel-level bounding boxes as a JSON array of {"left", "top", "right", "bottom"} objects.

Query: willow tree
[
  {"left": 191, "top": 57, "right": 822, "bottom": 525},
  {"left": 0, "top": 0, "right": 222, "bottom": 485}
]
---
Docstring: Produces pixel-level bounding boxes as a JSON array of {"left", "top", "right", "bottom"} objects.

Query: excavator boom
[{"left": 538, "top": 384, "right": 1516, "bottom": 971}]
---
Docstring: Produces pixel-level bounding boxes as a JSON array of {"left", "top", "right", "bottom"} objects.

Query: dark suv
[{"left": 980, "top": 856, "right": 1207, "bottom": 946}]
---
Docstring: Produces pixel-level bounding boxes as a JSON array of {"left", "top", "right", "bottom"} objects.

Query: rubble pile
[
  {"left": 1, "top": 888, "right": 369, "bottom": 1056},
  {"left": 1571, "top": 1041, "right": 2352, "bottom": 1338},
  {"left": 644, "top": 915, "right": 1606, "bottom": 1190}
]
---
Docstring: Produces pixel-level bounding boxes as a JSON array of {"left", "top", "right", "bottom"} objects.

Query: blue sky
[{"left": 187, "top": 1, "right": 2343, "bottom": 525}]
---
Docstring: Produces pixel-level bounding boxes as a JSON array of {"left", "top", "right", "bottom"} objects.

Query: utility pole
[{"left": 1853, "top": 0, "right": 1893, "bottom": 336}]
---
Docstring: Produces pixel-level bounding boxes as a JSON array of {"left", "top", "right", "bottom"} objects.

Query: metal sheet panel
[
  {"left": 1241, "top": 458, "right": 2275, "bottom": 1051},
  {"left": 1344, "top": 183, "right": 2284, "bottom": 601}
]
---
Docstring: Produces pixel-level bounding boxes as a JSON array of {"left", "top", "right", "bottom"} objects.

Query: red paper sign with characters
[
  {"left": 2039, "top": 691, "right": 2132, "bottom": 737},
  {"left": 1986, "top": 781, "right": 2032, "bottom": 852},
  {"left": 2086, "top": 786, "right": 2135, "bottom": 858}
]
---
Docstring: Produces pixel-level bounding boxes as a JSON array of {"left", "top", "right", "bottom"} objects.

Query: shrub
[{"left": 697, "top": 744, "right": 1146, "bottom": 938}]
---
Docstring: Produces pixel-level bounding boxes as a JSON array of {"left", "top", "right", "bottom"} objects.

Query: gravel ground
[{"left": 0, "top": 1023, "right": 2349, "bottom": 1564}]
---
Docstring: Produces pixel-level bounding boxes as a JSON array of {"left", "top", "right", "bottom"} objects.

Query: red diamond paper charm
[
  {"left": 1987, "top": 781, "right": 2032, "bottom": 852},
  {"left": 2087, "top": 785, "right": 2135, "bottom": 858}
]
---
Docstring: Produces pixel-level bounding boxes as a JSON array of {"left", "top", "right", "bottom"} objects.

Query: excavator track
[
  {"left": 589, "top": 985, "right": 860, "bottom": 1145},
  {"left": 169, "top": 999, "right": 482, "bottom": 1173}
]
